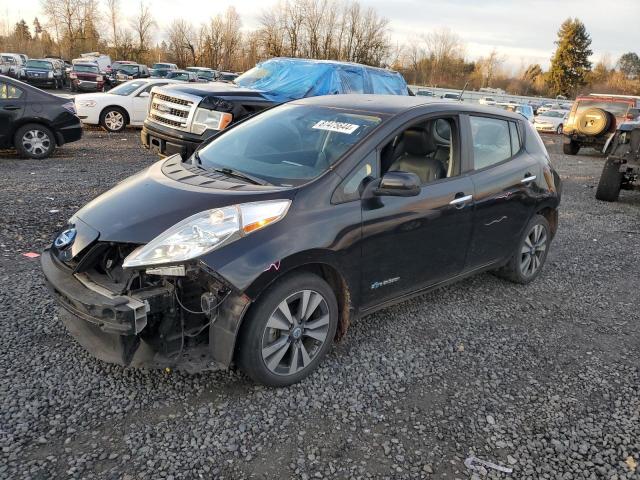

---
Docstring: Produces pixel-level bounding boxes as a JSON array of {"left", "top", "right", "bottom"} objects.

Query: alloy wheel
[
  {"left": 261, "top": 290, "right": 330, "bottom": 376},
  {"left": 21, "top": 129, "right": 51, "bottom": 157},
  {"left": 104, "top": 111, "right": 124, "bottom": 131},
  {"left": 520, "top": 224, "right": 547, "bottom": 277}
]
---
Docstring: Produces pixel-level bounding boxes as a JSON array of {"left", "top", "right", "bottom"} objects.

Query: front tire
[
  {"left": 563, "top": 140, "right": 580, "bottom": 155},
  {"left": 556, "top": 124, "right": 563, "bottom": 134},
  {"left": 237, "top": 272, "right": 338, "bottom": 387},
  {"left": 100, "top": 107, "right": 127, "bottom": 133},
  {"left": 495, "top": 215, "right": 551, "bottom": 285},
  {"left": 14, "top": 123, "right": 56, "bottom": 159},
  {"left": 595, "top": 159, "right": 622, "bottom": 202}
]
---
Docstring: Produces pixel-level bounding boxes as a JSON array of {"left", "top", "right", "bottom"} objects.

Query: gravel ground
[{"left": 0, "top": 130, "right": 639, "bottom": 480}]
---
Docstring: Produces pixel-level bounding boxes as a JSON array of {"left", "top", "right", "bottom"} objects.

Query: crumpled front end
[{"left": 42, "top": 226, "right": 250, "bottom": 372}]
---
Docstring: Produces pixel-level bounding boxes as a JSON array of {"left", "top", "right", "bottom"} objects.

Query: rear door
[
  {"left": 0, "top": 81, "right": 25, "bottom": 147},
  {"left": 465, "top": 114, "right": 538, "bottom": 268}
]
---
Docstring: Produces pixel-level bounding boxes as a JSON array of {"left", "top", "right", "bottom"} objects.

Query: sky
[{"left": 1, "top": 0, "right": 638, "bottom": 71}]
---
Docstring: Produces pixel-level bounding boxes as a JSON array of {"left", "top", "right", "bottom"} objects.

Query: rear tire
[
  {"left": 99, "top": 107, "right": 127, "bottom": 133},
  {"left": 236, "top": 272, "right": 338, "bottom": 387},
  {"left": 563, "top": 141, "right": 580, "bottom": 155},
  {"left": 13, "top": 123, "right": 56, "bottom": 159},
  {"left": 595, "top": 159, "right": 622, "bottom": 202},
  {"left": 495, "top": 215, "right": 551, "bottom": 285}
]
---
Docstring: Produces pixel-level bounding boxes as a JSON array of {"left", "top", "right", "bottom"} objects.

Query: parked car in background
[
  {"left": 1, "top": 53, "right": 24, "bottom": 77},
  {"left": 496, "top": 103, "right": 534, "bottom": 123},
  {"left": 43, "top": 94, "right": 561, "bottom": 385},
  {"left": 19, "top": 59, "right": 64, "bottom": 89},
  {"left": 479, "top": 96, "right": 496, "bottom": 106},
  {"left": 106, "top": 60, "right": 136, "bottom": 75},
  {"left": 441, "top": 92, "right": 462, "bottom": 100},
  {"left": 47, "top": 58, "right": 69, "bottom": 86},
  {"left": 70, "top": 62, "right": 105, "bottom": 92},
  {"left": 165, "top": 70, "right": 201, "bottom": 82},
  {"left": 74, "top": 52, "right": 112, "bottom": 73},
  {"left": 415, "top": 89, "right": 434, "bottom": 97},
  {"left": 0, "top": 77, "right": 81, "bottom": 158},
  {"left": 150, "top": 63, "right": 178, "bottom": 78},
  {"left": 595, "top": 111, "right": 640, "bottom": 202},
  {"left": 142, "top": 57, "right": 411, "bottom": 158},
  {"left": 185, "top": 67, "right": 219, "bottom": 82},
  {"left": 562, "top": 94, "right": 640, "bottom": 155},
  {"left": 534, "top": 110, "right": 568, "bottom": 134},
  {"left": 218, "top": 71, "right": 239, "bottom": 82},
  {"left": 107, "top": 63, "right": 150, "bottom": 88},
  {"left": 75, "top": 78, "right": 181, "bottom": 132},
  {"left": 0, "top": 54, "right": 18, "bottom": 76}
]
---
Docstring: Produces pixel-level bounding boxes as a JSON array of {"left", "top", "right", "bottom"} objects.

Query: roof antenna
[{"left": 458, "top": 81, "right": 468, "bottom": 102}]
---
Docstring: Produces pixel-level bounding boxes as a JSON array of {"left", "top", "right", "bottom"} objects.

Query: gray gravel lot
[{"left": 0, "top": 130, "right": 639, "bottom": 480}]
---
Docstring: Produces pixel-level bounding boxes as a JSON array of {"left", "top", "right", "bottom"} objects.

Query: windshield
[
  {"left": 152, "top": 63, "right": 172, "bottom": 70},
  {"left": 26, "top": 60, "right": 52, "bottom": 70},
  {"left": 576, "top": 99, "right": 631, "bottom": 118},
  {"left": 2, "top": 56, "right": 16, "bottom": 64},
  {"left": 74, "top": 64, "right": 99, "bottom": 73},
  {"left": 167, "top": 72, "right": 189, "bottom": 80},
  {"left": 109, "top": 80, "right": 146, "bottom": 96},
  {"left": 198, "top": 70, "right": 215, "bottom": 79},
  {"left": 197, "top": 104, "right": 383, "bottom": 186},
  {"left": 117, "top": 64, "right": 139, "bottom": 74}
]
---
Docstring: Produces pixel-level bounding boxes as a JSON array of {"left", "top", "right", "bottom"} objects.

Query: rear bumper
[
  {"left": 141, "top": 121, "right": 207, "bottom": 159},
  {"left": 73, "top": 79, "right": 104, "bottom": 91},
  {"left": 56, "top": 121, "right": 83, "bottom": 146}
]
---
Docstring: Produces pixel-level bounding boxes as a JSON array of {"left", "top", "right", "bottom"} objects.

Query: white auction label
[{"left": 312, "top": 120, "right": 359, "bottom": 134}]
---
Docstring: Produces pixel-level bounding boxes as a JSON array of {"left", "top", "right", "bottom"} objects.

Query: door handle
[
  {"left": 449, "top": 194, "right": 473, "bottom": 207},
  {"left": 521, "top": 175, "right": 537, "bottom": 184},
  {"left": 3, "top": 105, "right": 21, "bottom": 111}
]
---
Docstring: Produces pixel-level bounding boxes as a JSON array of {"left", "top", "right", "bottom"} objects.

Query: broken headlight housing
[
  {"left": 122, "top": 200, "right": 290, "bottom": 268},
  {"left": 191, "top": 108, "right": 233, "bottom": 135}
]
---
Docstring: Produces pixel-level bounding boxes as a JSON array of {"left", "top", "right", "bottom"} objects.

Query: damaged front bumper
[{"left": 41, "top": 247, "right": 250, "bottom": 372}]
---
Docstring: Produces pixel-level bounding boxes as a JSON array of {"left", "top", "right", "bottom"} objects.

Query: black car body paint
[{"left": 42, "top": 95, "right": 561, "bottom": 377}]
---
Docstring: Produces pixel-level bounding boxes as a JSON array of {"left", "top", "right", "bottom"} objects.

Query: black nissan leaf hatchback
[{"left": 42, "top": 95, "right": 561, "bottom": 386}]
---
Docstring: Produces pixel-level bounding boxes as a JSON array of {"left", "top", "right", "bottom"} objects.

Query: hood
[
  {"left": 163, "top": 81, "right": 267, "bottom": 99},
  {"left": 73, "top": 157, "right": 293, "bottom": 244}
]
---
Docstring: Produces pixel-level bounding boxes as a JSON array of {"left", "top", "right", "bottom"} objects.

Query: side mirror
[
  {"left": 373, "top": 171, "right": 421, "bottom": 197},
  {"left": 138, "top": 91, "right": 150, "bottom": 98}
]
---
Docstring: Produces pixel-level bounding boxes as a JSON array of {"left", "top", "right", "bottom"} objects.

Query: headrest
[{"left": 402, "top": 129, "right": 434, "bottom": 156}]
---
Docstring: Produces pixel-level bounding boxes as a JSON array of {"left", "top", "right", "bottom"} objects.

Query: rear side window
[
  {"left": 470, "top": 116, "right": 512, "bottom": 169},
  {"left": 0, "top": 83, "right": 24, "bottom": 99}
]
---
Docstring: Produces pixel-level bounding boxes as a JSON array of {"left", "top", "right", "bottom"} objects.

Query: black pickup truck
[{"left": 141, "top": 57, "right": 410, "bottom": 159}]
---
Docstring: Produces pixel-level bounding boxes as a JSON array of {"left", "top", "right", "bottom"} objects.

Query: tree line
[{"left": 1, "top": 1, "right": 638, "bottom": 97}]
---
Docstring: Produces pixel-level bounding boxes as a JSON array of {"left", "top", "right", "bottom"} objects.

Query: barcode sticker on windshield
[{"left": 312, "top": 120, "right": 359, "bottom": 134}]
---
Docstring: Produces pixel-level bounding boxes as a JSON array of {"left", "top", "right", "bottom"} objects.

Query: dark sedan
[
  {"left": 0, "top": 76, "right": 82, "bottom": 158},
  {"left": 42, "top": 95, "right": 561, "bottom": 386}
]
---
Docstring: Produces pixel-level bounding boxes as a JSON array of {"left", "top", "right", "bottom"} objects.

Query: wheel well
[
  {"left": 537, "top": 207, "right": 558, "bottom": 238},
  {"left": 8, "top": 119, "right": 55, "bottom": 147},
  {"left": 100, "top": 106, "right": 129, "bottom": 125},
  {"left": 252, "top": 263, "right": 353, "bottom": 341}
]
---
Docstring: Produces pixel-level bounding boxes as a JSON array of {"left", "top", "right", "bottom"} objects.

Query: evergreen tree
[
  {"left": 617, "top": 52, "right": 640, "bottom": 79},
  {"left": 14, "top": 20, "right": 32, "bottom": 41},
  {"left": 33, "top": 18, "right": 43, "bottom": 39},
  {"left": 548, "top": 18, "right": 592, "bottom": 97}
]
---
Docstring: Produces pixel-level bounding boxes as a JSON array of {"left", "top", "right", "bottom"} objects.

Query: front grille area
[{"left": 149, "top": 92, "right": 195, "bottom": 131}]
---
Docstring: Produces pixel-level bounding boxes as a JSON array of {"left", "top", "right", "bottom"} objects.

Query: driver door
[{"left": 359, "top": 115, "right": 475, "bottom": 308}]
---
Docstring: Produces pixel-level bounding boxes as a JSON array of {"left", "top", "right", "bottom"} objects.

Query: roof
[{"left": 291, "top": 94, "right": 526, "bottom": 121}]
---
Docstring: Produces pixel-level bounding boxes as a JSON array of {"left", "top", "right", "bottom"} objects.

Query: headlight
[
  {"left": 191, "top": 107, "right": 233, "bottom": 135},
  {"left": 78, "top": 100, "right": 96, "bottom": 108},
  {"left": 122, "top": 200, "right": 291, "bottom": 268}
]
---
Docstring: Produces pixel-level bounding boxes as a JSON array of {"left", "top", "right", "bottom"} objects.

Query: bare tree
[{"left": 131, "top": 1, "right": 155, "bottom": 58}]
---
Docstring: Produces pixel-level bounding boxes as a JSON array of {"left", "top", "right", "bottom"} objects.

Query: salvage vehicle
[
  {"left": 150, "top": 62, "right": 178, "bottom": 78},
  {"left": 0, "top": 77, "right": 81, "bottom": 158},
  {"left": 42, "top": 95, "right": 561, "bottom": 386},
  {"left": 1, "top": 54, "right": 20, "bottom": 77},
  {"left": 165, "top": 70, "right": 201, "bottom": 82},
  {"left": 218, "top": 71, "right": 239, "bottom": 82},
  {"left": 534, "top": 110, "right": 568, "bottom": 134},
  {"left": 562, "top": 94, "right": 640, "bottom": 155},
  {"left": 186, "top": 67, "right": 219, "bottom": 82},
  {"left": 18, "top": 59, "right": 64, "bottom": 89},
  {"left": 595, "top": 109, "right": 640, "bottom": 202},
  {"left": 70, "top": 62, "right": 105, "bottom": 92},
  {"left": 141, "top": 57, "right": 411, "bottom": 159},
  {"left": 75, "top": 78, "right": 181, "bottom": 132},
  {"left": 106, "top": 64, "right": 150, "bottom": 88}
]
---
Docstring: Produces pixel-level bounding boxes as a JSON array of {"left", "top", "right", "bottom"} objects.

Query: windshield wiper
[{"left": 211, "top": 167, "right": 269, "bottom": 186}]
